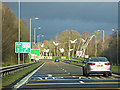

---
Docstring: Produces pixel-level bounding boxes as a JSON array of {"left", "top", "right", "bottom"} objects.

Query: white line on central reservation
[{"left": 14, "top": 62, "right": 45, "bottom": 88}]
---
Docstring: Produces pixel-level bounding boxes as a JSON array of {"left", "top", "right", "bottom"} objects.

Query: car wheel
[
  {"left": 85, "top": 69, "right": 89, "bottom": 77},
  {"left": 104, "top": 72, "right": 109, "bottom": 77},
  {"left": 83, "top": 67, "right": 85, "bottom": 76},
  {"left": 108, "top": 72, "right": 112, "bottom": 76}
]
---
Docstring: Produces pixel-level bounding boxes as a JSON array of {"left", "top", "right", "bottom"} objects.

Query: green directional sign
[
  {"left": 15, "top": 42, "right": 31, "bottom": 53},
  {"left": 30, "top": 49, "right": 40, "bottom": 60}
]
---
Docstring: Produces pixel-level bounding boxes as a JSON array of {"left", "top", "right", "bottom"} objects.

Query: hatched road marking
[{"left": 26, "top": 82, "right": 120, "bottom": 85}]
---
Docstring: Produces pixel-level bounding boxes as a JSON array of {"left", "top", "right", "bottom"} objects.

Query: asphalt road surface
[{"left": 17, "top": 61, "right": 120, "bottom": 90}]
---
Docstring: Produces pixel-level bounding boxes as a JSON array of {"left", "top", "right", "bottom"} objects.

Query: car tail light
[
  {"left": 89, "top": 68, "right": 93, "bottom": 70},
  {"left": 107, "top": 68, "right": 110, "bottom": 70},
  {"left": 88, "top": 63, "right": 95, "bottom": 65},
  {"left": 105, "top": 63, "right": 110, "bottom": 65}
]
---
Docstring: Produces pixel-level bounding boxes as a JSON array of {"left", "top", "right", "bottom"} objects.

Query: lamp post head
[
  {"left": 41, "top": 35, "right": 44, "bottom": 37},
  {"left": 112, "top": 29, "right": 115, "bottom": 32},
  {"left": 38, "top": 27, "right": 41, "bottom": 30},
  {"left": 34, "top": 18, "right": 39, "bottom": 20}
]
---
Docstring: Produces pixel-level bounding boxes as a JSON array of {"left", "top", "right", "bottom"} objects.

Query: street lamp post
[
  {"left": 37, "top": 34, "right": 44, "bottom": 43},
  {"left": 34, "top": 27, "right": 42, "bottom": 44},
  {"left": 18, "top": 0, "right": 20, "bottom": 64},
  {"left": 34, "top": 28, "right": 36, "bottom": 44},
  {"left": 112, "top": 29, "right": 119, "bottom": 65},
  {"left": 98, "top": 30, "right": 104, "bottom": 56},
  {"left": 29, "top": 17, "right": 39, "bottom": 62}
]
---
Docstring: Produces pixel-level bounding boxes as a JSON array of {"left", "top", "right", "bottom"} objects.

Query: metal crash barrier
[{"left": 0, "top": 62, "right": 38, "bottom": 77}]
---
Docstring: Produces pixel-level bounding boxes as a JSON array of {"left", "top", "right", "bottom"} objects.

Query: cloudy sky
[{"left": 8, "top": 2, "right": 118, "bottom": 42}]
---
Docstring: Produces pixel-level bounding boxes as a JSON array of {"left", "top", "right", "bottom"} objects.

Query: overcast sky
[{"left": 8, "top": 2, "right": 118, "bottom": 42}]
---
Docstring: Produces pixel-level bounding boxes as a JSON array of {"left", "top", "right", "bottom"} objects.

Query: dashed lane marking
[
  {"left": 94, "top": 77, "right": 100, "bottom": 79},
  {"left": 68, "top": 73, "right": 70, "bottom": 74},
  {"left": 79, "top": 81, "right": 84, "bottom": 83},
  {"left": 100, "top": 76, "right": 106, "bottom": 79},
  {"left": 72, "top": 76, "right": 76, "bottom": 78},
  {"left": 52, "top": 77, "right": 55, "bottom": 79},
  {"left": 48, "top": 74, "right": 52, "bottom": 77},
  {"left": 45, "top": 77, "right": 47, "bottom": 80},
  {"left": 38, "top": 77, "right": 43, "bottom": 80},
  {"left": 65, "top": 70, "right": 67, "bottom": 72},
  {"left": 33, "top": 74, "right": 68, "bottom": 76}
]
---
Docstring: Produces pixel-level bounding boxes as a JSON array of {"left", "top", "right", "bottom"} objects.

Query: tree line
[
  {"left": 2, "top": 3, "right": 30, "bottom": 66},
  {"left": 39, "top": 29, "right": 119, "bottom": 65}
]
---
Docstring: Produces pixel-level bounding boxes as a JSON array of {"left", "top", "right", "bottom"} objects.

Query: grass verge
[
  {"left": 2, "top": 61, "right": 44, "bottom": 88},
  {"left": 111, "top": 66, "right": 120, "bottom": 74}
]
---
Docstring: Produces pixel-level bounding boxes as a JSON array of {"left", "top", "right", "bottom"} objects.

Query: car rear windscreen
[{"left": 89, "top": 58, "right": 108, "bottom": 62}]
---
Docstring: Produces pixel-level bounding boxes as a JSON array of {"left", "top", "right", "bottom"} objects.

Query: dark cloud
[
  {"left": 9, "top": 2, "right": 118, "bottom": 42},
  {"left": 19, "top": 2, "right": 118, "bottom": 23}
]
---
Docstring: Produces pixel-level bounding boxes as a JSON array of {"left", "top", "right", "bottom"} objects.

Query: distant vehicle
[
  {"left": 55, "top": 59, "right": 60, "bottom": 62},
  {"left": 83, "top": 57, "right": 112, "bottom": 77}
]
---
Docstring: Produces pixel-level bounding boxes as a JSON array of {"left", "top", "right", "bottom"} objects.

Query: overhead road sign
[{"left": 15, "top": 42, "right": 31, "bottom": 53}]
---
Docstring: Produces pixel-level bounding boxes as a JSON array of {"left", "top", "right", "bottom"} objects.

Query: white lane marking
[
  {"left": 72, "top": 76, "right": 76, "bottom": 78},
  {"left": 71, "top": 64, "right": 83, "bottom": 68},
  {"left": 109, "top": 77, "right": 115, "bottom": 79},
  {"left": 112, "top": 74, "right": 120, "bottom": 77},
  {"left": 38, "top": 77, "right": 43, "bottom": 80},
  {"left": 14, "top": 62, "right": 45, "bottom": 88},
  {"left": 79, "top": 81, "right": 84, "bottom": 83},
  {"left": 94, "top": 77, "right": 100, "bottom": 79},
  {"left": 100, "top": 77, "right": 106, "bottom": 79},
  {"left": 48, "top": 74, "right": 52, "bottom": 77},
  {"left": 88, "top": 77, "right": 92, "bottom": 79},
  {"left": 79, "top": 77, "right": 82, "bottom": 79},
  {"left": 52, "top": 77, "right": 55, "bottom": 79}
]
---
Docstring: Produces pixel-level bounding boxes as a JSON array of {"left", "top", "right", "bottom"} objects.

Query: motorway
[{"left": 16, "top": 61, "right": 120, "bottom": 90}]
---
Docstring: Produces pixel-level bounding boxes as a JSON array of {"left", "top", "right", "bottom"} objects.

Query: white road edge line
[{"left": 14, "top": 62, "right": 45, "bottom": 88}]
